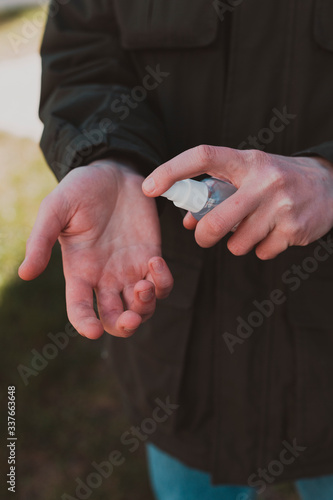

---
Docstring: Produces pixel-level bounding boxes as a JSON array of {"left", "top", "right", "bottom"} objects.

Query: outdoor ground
[{"left": 0, "top": 6, "right": 299, "bottom": 500}]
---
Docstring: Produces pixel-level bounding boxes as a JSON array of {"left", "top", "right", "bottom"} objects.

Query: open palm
[{"left": 19, "top": 160, "right": 173, "bottom": 339}]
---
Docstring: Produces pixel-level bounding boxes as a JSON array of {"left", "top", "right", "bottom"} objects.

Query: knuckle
[
  {"left": 275, "top": 196, "right": 304, "bottom": 241},
  {"left": 194, "top": 144, "right": 217, "bottom": 168},
  {"left": 245, "top": 151, "right": 288, "bottom": 192},
  {"left": 275, "top": 218, "right": 298, "bottom": 243},
  {"left": 265, "top": 164, "right": 288, "bottom": 192},
  {"left": 281, "top": 219, "right": 308, "bottom": 244},
  {"left": 276, "top": 194, "right": 295, "bottom": 216},
  {"left": 161, "top": 162, "right": 174, "bottom": 181},
  {"left": 203, "top": 211, "right": 226, "bottom": 239},
  {"left": 244, "top": 149, "right": 267, "bottom": 166}
]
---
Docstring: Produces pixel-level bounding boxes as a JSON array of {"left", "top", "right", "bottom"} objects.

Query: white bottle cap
[{"left": 161, "top": 179, "right": 209, "bottom": 213}]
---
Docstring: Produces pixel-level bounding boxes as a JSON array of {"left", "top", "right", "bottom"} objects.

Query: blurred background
[{"left": 0, "top": 3, "right": 299, "bottom": 499}]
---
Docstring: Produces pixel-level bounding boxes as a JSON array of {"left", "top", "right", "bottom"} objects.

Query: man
[{"left": 19, "top": 1, "right": 333, "bottom": 498}]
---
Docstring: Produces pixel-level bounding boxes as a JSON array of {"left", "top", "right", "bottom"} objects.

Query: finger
[
  {"left": 146, "top": 257, "right": 174, "bottom": 299},
  {"left": 255, "top": 229, "right": 289, "bottom": 260},
  {"left": 95, "top": 284, "right": 141, "bottom": 337},
  {"left": 226, "top": 211, "right": 274, "bottom": 256},
  {"left": 18, "top": 193, "right": 65, "bottom": 281},
  {"left": 122, "top": 280, "right": 156, "bottom": 322},
  {"left": 194, "top": 186, "right": 261, "bottom": 247},
  {"left": 115, "top": 310, "right": 143, "bottom": 337},
  {"left": 183, "top": 211, "right": 198, "bottom": 230},
  {"left": 142, "top": 146, "right": 245, "bottom": 197},
  {"left": 66, "top": 277, "right": 104, "bottom": 340}
]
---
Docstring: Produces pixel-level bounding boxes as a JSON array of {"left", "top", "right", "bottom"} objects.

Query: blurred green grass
[
  {"left": 0, "top": 7, "right": 300, "bottom": 500},
  {"left": 0, "top": 132, "right": 154, "bottom": 499},
  {"left": 0, "top": 8, "right": 154, "bottom": 499}
]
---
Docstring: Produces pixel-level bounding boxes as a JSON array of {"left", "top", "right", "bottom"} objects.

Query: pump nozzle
[{"left": 161, "top": 179, "right": 209, "bottom": 213}]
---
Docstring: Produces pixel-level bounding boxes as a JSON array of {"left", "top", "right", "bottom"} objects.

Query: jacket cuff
[
  {"left": 292, "top": 140, "right": 333, "bottom": 165},
  {"left": 41, "top": 122, "right": 166, "bottom": 182},
  {"left": 40, "top": 88, "right": 168, "bottom": 182}
]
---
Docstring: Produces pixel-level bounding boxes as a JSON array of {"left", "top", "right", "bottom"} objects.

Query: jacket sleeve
[
  {"left": 293, "top": 141, "right": 333, "bottom": 164},
  {"left": 39, "top": 0, "right": 168, "bottom": 181}
]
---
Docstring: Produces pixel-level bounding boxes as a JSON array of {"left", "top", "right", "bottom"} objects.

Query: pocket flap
[
  {"left": 314, "top": 0, "right": 333, "bottom": 51},
  {"left": 114, "top": 0, "right": 219, "bottom": 49}
]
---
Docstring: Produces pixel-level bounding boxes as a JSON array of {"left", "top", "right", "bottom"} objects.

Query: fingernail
[
  {"left": 142, "top": 177, "right": 156, "bottom": 193},
  {"left": 139, "top": 289, "right": 154, "bottom": 302},
  {"left": 151, "top": 258, "right": 164, "bottom": 273},
  {"left": 124, "top": 328, "right": 136, "bottom": 335}
]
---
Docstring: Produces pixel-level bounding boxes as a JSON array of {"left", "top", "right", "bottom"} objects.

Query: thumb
[{"left": 18, "top": 192, "right": 66, "bottom": 281}]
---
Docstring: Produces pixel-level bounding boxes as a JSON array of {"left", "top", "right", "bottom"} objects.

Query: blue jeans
[{"left": 146, "top": 443, "right": 333, "bottom": 500}]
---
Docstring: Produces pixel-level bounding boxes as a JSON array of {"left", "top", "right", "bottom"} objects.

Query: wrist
[
  {"left": 309, "top": 156, "right": 333, "bottom": 229},
  {"left": 300, "top": 155, "right": 333, "bottom": 172},
  {"left": 89, "top": 157, "right": 145, "bottom": 180}
]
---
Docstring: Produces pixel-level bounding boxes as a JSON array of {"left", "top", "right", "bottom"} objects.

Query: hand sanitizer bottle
[{"left": 161, "top": 177, "right": 237, "bottom": 220}]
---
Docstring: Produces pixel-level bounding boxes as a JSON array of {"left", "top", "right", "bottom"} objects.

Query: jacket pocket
[
  {"left": 285, "top": 234, "right": 333, "bottom": 329},
  {"left": 287, "top": 274, "right": 333, "bottom": 449},
  {"left": 114, "top": 0, "right": 219, "bottom": 49},
  {"left": 290, "top": 321, "right": 333, "bottom": 451},
  {"left": 314, "top": 0, "right": 333, "bottom": 51}
]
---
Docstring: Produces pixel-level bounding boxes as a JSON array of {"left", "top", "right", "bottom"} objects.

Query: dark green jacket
[{"left": 40, "top": 0, "right": 333, "bottom": 485}]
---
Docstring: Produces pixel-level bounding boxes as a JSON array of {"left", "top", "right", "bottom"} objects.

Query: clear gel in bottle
[{"left": 161, "top": 177, "right": 237, "bottom": 220}]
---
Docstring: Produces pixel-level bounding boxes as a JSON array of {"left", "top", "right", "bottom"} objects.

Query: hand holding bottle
[
  {"left": 160, "top": 177, "right": 237, "bottom": 220},
  {"left": 142, "top": 146, "right": 333, "bottom": 259}
]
